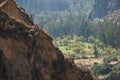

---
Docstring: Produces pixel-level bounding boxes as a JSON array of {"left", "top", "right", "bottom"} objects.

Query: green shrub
[
  {"left": 74, "top": 48, "right": 80, "bottom": 54},
  {"left": 103, "top": 56, "right": 118, "bottom": 63},
  {"left": 91, "top": 63, "right": 111, "bottom": 77}
]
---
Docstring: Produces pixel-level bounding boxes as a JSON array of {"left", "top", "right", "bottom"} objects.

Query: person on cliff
[
  {"left": 28, "top": 24, "right": 39, "bottom": 38},
  {"left": 34, "top": 24, "right": 39, "bottom": 31}
]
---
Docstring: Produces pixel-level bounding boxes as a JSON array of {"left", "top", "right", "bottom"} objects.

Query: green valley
[{"left": 54, "top": 35, "right": 120, "bottom": 59}]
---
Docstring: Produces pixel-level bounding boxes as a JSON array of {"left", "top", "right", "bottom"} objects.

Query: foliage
[
  {"left": 106, "top": 64, "right": 120, "bottom": 80},
  {"left": 91, "top": 54, "right": 119, "bottom": 79},
  {"left": 106, "top": 71, "right": 120, "bottom": 80},
  {"left": 74, "top": 48, "right": 81, "bottom": 54},
  {"left": 91, "top": 63, "right": 112, "bottom": 77},
  {"left": 41, "top": 17, "right": 120, "bottom": 49},
  {"left": 54, "top": 35, "right": 120, "bottom": 58},
  {"left": 93, "top": 45, "right": 99, "bottom": 58},
  {"left": 103, "top": 56, "right": 118, "bottom": 63},
  {"left": 95, "top": 21, "right": 120, "bottom": 48}
]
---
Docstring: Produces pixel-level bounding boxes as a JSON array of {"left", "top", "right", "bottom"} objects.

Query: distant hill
[
  {"left": 16, "top": 0, "right": 69, "bottom": 13},
  {"left": 89, "top": 0, "right": 120, "bottom": 20},
  {"left": 104, "top": 9, "right": 120, "bottom": 24},
  {"left": 15, "top": 0, "right": 94, "bottom": 15}
]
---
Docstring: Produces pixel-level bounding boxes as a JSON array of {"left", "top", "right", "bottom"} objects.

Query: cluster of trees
[
  {"left": 44, "top": 19, "right": 92, "bottom": 38},
  {"left": 94, "top": 21, "right": 120, "bottom": 48},
  {"left": 106, "top": 64, "right": 120, "bottom": 80},
  {"left": 37, "top": 14, "right": 92, "bottom": 38},
  {"left": 91, "top": 56, "right": 119, "bottom": 79},
  {"left": 42, "top": 16, "right": 120, "bottom": 48},
  {"left": 54, "top": 35, "right": 120, "bottom": 58},
  {"left": 54, "top": 35, "right": 95, "bottom": 58},
  {"left": 91, "top": 62, "right": 111, "bottom": 77}
]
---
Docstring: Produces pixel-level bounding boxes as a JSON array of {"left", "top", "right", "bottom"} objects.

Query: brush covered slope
[{"left": 0, "top": 8, "right": 94, "bottom": 80}]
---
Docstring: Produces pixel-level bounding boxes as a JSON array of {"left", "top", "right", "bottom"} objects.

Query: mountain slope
[
  {"left": 0, "top": 2, "right": 94, "bottom": 80},
  {"left": 89, "top": 0, "right": 120, "bottom": 20},
  {"left": 16, "top": 0, "right": 69, "bottom": 13},
  {"left": 15, "top": 0, "right": 93, "bottom": 15},
  {"left": 104, "top": 9, "right": 120, "bottom": 24}
]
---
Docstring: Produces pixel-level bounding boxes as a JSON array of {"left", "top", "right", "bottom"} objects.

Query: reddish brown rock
[{"left": 0, "top": 4, "right": 94, "bottom": 80}]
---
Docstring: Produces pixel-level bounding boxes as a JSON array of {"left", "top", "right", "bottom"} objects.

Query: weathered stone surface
[{"left": 0, "top": 5, "right": 94, "bottom": 80}]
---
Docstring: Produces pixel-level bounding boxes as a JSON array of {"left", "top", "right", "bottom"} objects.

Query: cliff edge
[{"left": 0, "top": 1, "right": 94, "bottom": 80}]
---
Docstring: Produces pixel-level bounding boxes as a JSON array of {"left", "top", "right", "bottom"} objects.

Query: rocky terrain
[
  {"left": 89, "top": 0, "right": 120, "bottom": 20},
  {"left": 0, "top": 3, "right": 94, "bottom": 80},
  {"left": 104, "top": 9, "right": 120, "bottom": 24}
]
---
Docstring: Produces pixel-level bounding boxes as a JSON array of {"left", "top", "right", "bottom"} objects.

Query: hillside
[
  {"left": 104, "top": 9, "right": 120, "bottom": 24},
  {"left": 89, "top": 0, "right": 120, "bottom": 20},
  {"left": 0, "top": 0, "right": 94, "bottom": 80},
  {"left": 15, "top": 0, "right": 94, "bottom": 15}
]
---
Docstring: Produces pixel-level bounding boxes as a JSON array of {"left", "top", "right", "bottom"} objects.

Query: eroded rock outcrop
[
  {"left": 0, "top": 2, "right": 94, "bottom": 80},
  {"left": 104, "top": 9, "right": 120, "bottom": 24}
]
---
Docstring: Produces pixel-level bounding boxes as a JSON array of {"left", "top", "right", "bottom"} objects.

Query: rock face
[
  {"left": 0, "top": 5, "right": 94, "bottom": 80},
  {"left": 104, "top": 9, "right": 120, "bottom": 24},
  {"left": 89, "top": 0, "right": 120, "bottom": 20}
]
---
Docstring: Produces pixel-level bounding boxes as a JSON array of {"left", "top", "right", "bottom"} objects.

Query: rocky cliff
[
  {"left": 104, "top": 9, "right": 120, "bottom": 24},
  {"left": 89, "top": 0, "right": 120, "bottom": 20},
  {"left": 0, "top": 5, "right": 94, "bottom": 80}
]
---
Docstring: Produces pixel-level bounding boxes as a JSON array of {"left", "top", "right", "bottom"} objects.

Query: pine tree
[{"left": 93, "top": 45, "right": 99, "bottom": 58}]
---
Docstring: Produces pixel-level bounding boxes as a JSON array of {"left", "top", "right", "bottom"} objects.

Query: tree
[
  {"left": 93, "top": 45, "right": 99, "bottom": 58},
  {"left": 106, "top": 64, "right": 120, "bottom": 80},
  {"left": 91, "top": 63, "right": 111, "bottom": 77}
]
